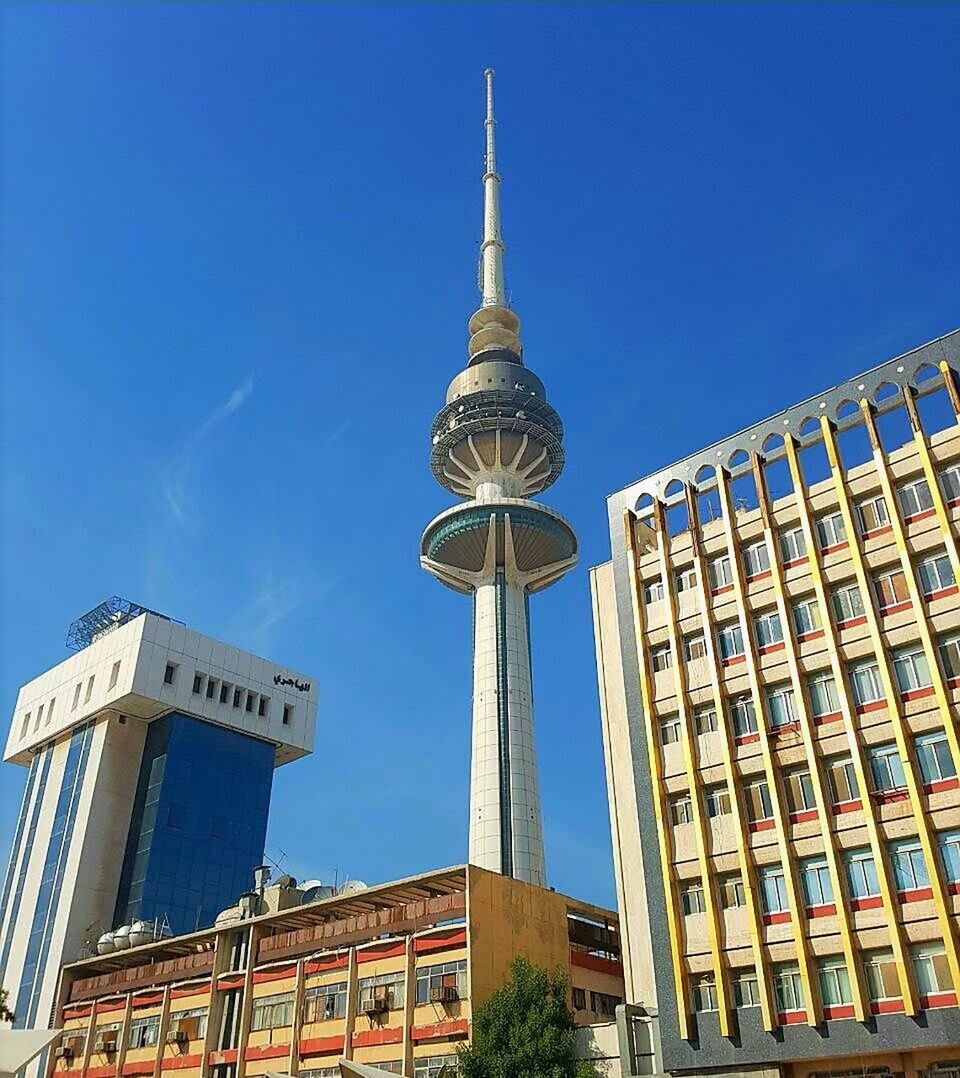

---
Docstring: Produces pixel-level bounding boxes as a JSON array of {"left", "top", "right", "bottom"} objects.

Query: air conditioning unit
[
  {"left": 166, "top": 1030, "right": 187, "bottom": 1045},
  {"left": 430, "top": 986, "right": 459, "bottom": 1004},
  {"left": 363, "top": 996, "right": 389, "bottom": 1015},
  {"left": 54, "top": 1047, "right": 74, "bottom": 1061},
  {"left": 95, "top": 1037, "right": 117, "bottom": 1054}
]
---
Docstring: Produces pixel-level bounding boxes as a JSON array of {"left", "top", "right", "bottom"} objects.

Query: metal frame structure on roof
[{"left": 65, "top": 595, "right": 180, "bottom": 652}]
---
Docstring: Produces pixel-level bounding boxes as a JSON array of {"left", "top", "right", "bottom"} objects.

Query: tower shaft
[{"left": 471, "top": 567, "right": 544, "bottom": 884}]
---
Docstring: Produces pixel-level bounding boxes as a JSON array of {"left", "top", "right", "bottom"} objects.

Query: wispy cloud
[{"left": 160, "top": 373, "right": 255, "bottom": 529}]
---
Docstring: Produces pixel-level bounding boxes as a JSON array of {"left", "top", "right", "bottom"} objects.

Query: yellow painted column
[
  {"left": 152, "top": 986, "right": 172, "bottom": 1078},
  {"left": 940, "top": 361, "right": 960, "bottom": 421},
  {"left": 857, "top": 398, "right": 960, "bottom": 774},
  {"left": 819, "top": 413, "right": 960, "bottom": 994},
  {"left": 715, "top": 467, "right": 821, "bottom": 1025},
  {"left": 683, "top": 485, "right": 777, "bottom": 1031},
  {"left": 900, "top": 386, "right": 960, "bottom": 583},
  {"left": 288, "top": 958, "right": 306, "bottom": 1076},
  {"left": 652, "top": 499, "right": 732, "bottom": 1035},
  {"left": 750, "top": 453, "right": 868, "bottom": 1022},
  {"left": 623, "top": 510, "right": 690, "bottom": 1040},
  {"left": 782, "top": 433, "right": 917, "bottom": 1013}
]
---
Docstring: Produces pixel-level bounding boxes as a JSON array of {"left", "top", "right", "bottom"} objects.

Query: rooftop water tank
[
  {"left": 96, "top": 932, "right": 116, "bottom": 955},
  {"left": 113, "top": 924, "right": 131, "bottom": 949}
]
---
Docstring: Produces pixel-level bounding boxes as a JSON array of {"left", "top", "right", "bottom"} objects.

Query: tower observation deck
[{"left": 421, "top": 71, "right": 577, "bottom": 887}]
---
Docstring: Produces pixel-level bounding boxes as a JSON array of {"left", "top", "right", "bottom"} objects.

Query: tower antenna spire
[{"left": 480, "top": 68, "right": 506, "bottom": 309}]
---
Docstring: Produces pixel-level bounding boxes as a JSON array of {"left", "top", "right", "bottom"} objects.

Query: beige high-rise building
[{"left": 592, "top": 329, "right": 960, "bottom": 1078}]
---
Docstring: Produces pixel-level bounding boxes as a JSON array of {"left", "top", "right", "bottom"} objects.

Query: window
[
  {"left": 793, "top": 597, "right": 822, "bottom": 636},
  {"left": 746, "top": 781, "right": 772, "bottom": 824},
  {"left": 128, "top": 1016, "right": 160, "bottom": 1049},
  {"left": 643, "top": 578, "right": 664, "bottom": 604},
  {"left": 681, "top": 883, "right": 706, "bottom": 915},
  {"left": 767, "top": 684, "right": 797, "bottom": 728},
  {"left": 704, "top": 785, "right": 731, "bottom": 818},
  {"left": 827, "top": 756, "right": 860, "bottom": 805},
  {"left": 870, "top": 744, "right": 906, "bottom": 793},
  {"left": 890, "top": 839, "right": 930, "bottom": 893},
  {"left": 46, "top": 697, "right": 55, "bottom": 724},
  {"left": 692, "top": 975, "right": 718, "bottom": 1012},
  {"left": 282, "top": 704, "right": 293, "bottom": 726},
  {"left": 801, "top": 858, "right": 834, "bottom": 907},
  {"left": 169, "top": 1008, "right": 208, "bottom": 1040},
  {"left": 108, "top": 662, "right": 121, "bottom": 690},
  {"left": 717, "top": 622, "right": 744, "bottom": 660},
  {"left": 916, "top": 731, "right": 956, "bottom": 784},
  {"left": 940, "top": 634, "right": 960, "bottom": 681},
  {"left": 817, "top": 511, "right": 847, "bottom": 550},
  {"left": 192, "top": 672, "right": 203, "bottom": 695},
  {"left": 721, "top": 875, "right": 746, "bottom": 909},
  {"left": 72, "top": 682, "right": 82, "bottom": 709},
  {"left": 845, "top": 849, "right": 880, "bottom": 899},
  {"left": 590, "top": 991, "right": 622, "bottom": 1017},
  {"left": 918, "top": 552, "right": 955, "bottom": 596},
  {"left": 808, "top": 673, "right": 840, "bottom": 719},
  {"left": 754, "top": 610, "right": 783, "bottom": 648},
  {"left": 939, "top": 830, "right": 960, "bottom": 884},
  {"left": 163, "top": 663, "right": 176, "bottom": 686},
  {"left": 773, "top": 966, "right": 804, "bottom": 1013},
  {"left": 892, "top": 645, "right": 932, "bottom": 694},
  {"left": 832, "top": 583, "right": 865, "bottom": 624},
  {"left": 84, "top": 676, "right": 95, "bottom": 703},
  {"left": 670, "top": 795, "right": 693, "bottom": 825},
  {"left": 303, "top": 981, "right": 348, "bottom": 1022},
  {"left": 414, "top": 1055, "right": 459, "bottom": 1078},
  {"left": 651, "top": 646, "right": 673, "bottom": 672},
  {"left": 850, "top": 660, "right": 884, "bottom": 707},
  {"left": 779, "top": 527, "right": 806, "bottom": 564},
  {"left": 784, "top": 769, "right": 816, "bottom": 814},
  {"left": 940, "top": 462, "right": 960, "bottom": 503},
  {"left": 708, "top": 555, "right": 733, "bottom": 591},
  {"left": 302, "top": 1070, "right": 344, "bottom": 1078},
  {"left": 898, "top": 476, "right": 934, "bottom": 518},
  {"left": 233, "top": 687, "right": 242, "bottom": 708},
  {"left": 415, "top": 960, "right": 467, "bottom": 1003},
  {"left": 818, "top": 961, "right": 853, "bottom": 1007},
  {"left": 35, "top": 704, "right": 44, "bottom": 730},
  {"left": 251, "top": 991, "right": 295, "bottom": 1030},
  {"left": 731, "top": 696, "right": 758, "bottom": 737},
  {"left": 913, "top": 945, "right": 953, "bottom": 996},
  {"left": 19, "top": 713, "right": 30, "bottom": 738},
  {"left": 358, "top": 971, "right": 405, "bottom": 1011},
  {"left": 676, "top": 566, "right": 697, "bottom": 592},
  {"left": 864, "top": 951, "right": 900, "bottom": 1002},
  {"left": 684, "top": 634, "right": 707, "bottom": 661},
  {"left": 660, "top": 716, "right": 681, "bottom": 745},
  {"left": 206, "top": 677, "right": 218, "bottom": 700},
  {"left": 734, "top": 971, "right": 761, "bottom": 1008},
  {"left": 694, "top": 707, "right": 717, "bottom": 735},
  {"left": 857, "top": 494, "right": 890, "bottom": 533},
  {"left": 219, "top": 682, "right": 230, "bottom": 704},
  {"left": 743, "top": 541, "right": 771, "bottom": 578},
  {"left": 572, "top": 987, "right": 586, "bottom": 1010},
  {"left": 875, "top": 567, "right": 910, "bottom": 611},
  {"left": 245, "top": 693, "right": 255, "bottom": 712},
  {"left": 258, "top": 696, "right": 269, "bottom": 718}
]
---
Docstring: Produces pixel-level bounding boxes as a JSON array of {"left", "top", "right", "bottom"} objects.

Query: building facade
[
  {"left": 420, "top": 70, "right": 578, "bottom": 888},
  {"left": 0, "top": 598, "right": 316, "bottom": 1054},
  {"left": 48, "top": 865, "right": 623, "bottom": 1078},
  {"left": 592, "top": 330, "right": 960, "bottom": 1077}
]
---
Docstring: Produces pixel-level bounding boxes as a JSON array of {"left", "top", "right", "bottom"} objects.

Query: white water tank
[
  {"left": 128, "top": 921, "right": 153, "bottom": 948},
  {"left": 96, "top": 932, "right": 116, "bottom": 955},
  {"left": 340, "top": 880, "right": 368, "bottom": 895},
  {"left": 113, "top": 924, "right": 131, "bottom": 949}
]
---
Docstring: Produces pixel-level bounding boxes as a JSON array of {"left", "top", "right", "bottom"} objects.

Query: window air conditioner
[
  {"left": 430, "top": 986, "right": 459, "bottom": 1004},
  {"left": 363, "top": 996, "right": 389, "bottom": 1015}
]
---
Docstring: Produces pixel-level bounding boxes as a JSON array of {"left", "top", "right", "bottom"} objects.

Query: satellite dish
[
  {"left": 300, "top": 882, "right": 336, "bottom": 904},
  {"left": 339, "top": 879, "right": 368, "bottom": 895}
]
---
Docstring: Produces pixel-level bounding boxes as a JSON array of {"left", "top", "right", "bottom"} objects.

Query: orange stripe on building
[
  {"left": 252, "top": 965, "right": 297, "bottom": 984},
  {"left": 351, "top": 1027, "right": 403, "bottom": 1047},
  {"left": 410, "top": 1019, "right": 469, "bottom": 1042},
  {"left": 216, "top": 977, "right": 245, "bottom": 991},
  {"left": 305, "top": 955, "right": 349, "bottom": 975},
  {"left": 569, "top": 951, "right": 623, "bottom": 978},
  {"left": 132, "top": 993, "right": 164, "bottom": 1008},
  {"left": 170, "top": 983, "right": 210, "bottom": 1000},
  {"left": 160, "top": 1055, "right": 203, "bottom": 1071},
  {"left": 243, "top": 1043, "right": 290, "bottom": 1062},
  {"left": 413, "top": 929, "right": 467, "bottom": 955},
  {"left": 356, "top": 942, "right": 406, "bottom": 964},
  {"left": 298, "top": 1036, "right": 345, "bottom": 1058},
  {"left": 122, "top": 1061, "right": 156, "bottom": 1076}
]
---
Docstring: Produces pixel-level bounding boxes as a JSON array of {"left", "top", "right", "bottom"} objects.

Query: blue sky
[{"left": 1, "top": 3, "right": 958, "bottom": 910}]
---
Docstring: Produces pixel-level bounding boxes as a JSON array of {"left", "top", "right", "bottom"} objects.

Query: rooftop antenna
[{"left": 480, "top": 68, "right": 506, "bottom": 310}]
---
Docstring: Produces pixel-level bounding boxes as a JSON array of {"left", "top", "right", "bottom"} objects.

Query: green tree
[
  {"left": 457, "top": 956, "right": 596, "bottom": 1078},
  {"left": 0, "top": 986, "right": 13, "bottom": 1024}
]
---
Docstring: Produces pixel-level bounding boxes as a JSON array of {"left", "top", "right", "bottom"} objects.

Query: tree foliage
[
  {"left": 0, "top": 986, "right": 14, "bottom": 1023},
  {"left": 457, "top": 956, "right": 595, "bottom": 1078}
]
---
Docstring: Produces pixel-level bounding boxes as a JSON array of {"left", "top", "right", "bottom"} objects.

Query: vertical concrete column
[
  {"left": 343, "top": 948, "right": 359, "bottom": 1061},
  {"left": 234, "top": 925, "right": 263, "bottom": 1078},
  {"left": 469, "top": 580, "right": 503, "bottom": 875},
  {"left": 402, "top": 937, "right": 416, "bottom": 1077},
  {"left": 152, "top": 986, "right": 172, "bottom": 1078},
  {"left": 114, "top": 995, "right": 133, "bottom": 1078},
  {"left": 287, "top": 959, "right": 306, "bottom": 1077}
]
